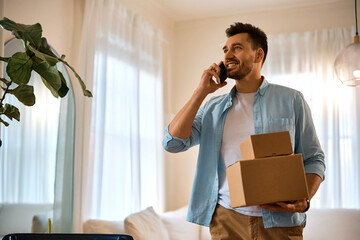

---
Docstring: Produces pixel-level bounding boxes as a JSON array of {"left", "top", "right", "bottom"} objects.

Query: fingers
[
  {"left": 198, "top": 63, "right": 227, "bottom": 95},
  {"left": 208, "top": 63, "right": 220, "bottom": 74},
  {"left": 207, "top": 63, "right": 222, "bottom": 84},
  {"left": 260, "top": 199, "right": 308, "bottom": 213},
  {"left": 259, "top": 204, "right": 280, "bottom": 212}
]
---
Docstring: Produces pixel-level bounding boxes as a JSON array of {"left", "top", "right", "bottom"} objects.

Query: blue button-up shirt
[{"left": 162, "top": 78, "right": 325, "bottom": 228}]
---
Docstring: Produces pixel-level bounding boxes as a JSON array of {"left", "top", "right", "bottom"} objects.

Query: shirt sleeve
[
  {"left": 162, "top": 106, "right": 204, "bottom": 153},
  {"left": 294, "top": 92, "right": 326, "bottom": 180}
]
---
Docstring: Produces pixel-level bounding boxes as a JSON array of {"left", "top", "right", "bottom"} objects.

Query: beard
[
  {"left": 227, "top": 63, "right": 252, "bottom": 80},
  {"left": 225, "top": 59, "right": 254, "bottom": 80}
]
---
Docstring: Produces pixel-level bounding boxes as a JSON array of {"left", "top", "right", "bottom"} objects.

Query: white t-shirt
[{"left": 218, "top": 92, "right": 262, "bottom": 216}]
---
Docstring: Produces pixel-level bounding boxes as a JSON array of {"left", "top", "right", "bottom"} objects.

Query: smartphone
[{"left": 219, "top": 62, "right": 227, "bottom": 83}]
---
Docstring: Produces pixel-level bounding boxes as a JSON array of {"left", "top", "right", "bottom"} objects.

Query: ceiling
[{"left": 150, "top": 0, "right": 347, "bottom": 22}]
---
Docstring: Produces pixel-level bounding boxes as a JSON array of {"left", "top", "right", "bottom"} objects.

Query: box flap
[{"left": 240, "top": 131, "right": 293, "bottom": 159}]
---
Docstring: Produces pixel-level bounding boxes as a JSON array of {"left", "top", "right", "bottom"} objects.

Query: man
[{"left": 162, "top": 22, "right": 325, "bottom": 239}]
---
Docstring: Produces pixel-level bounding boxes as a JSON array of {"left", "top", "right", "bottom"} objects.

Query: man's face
[{"left": 222, "top": 33, "right": 258, "bottom": 80}]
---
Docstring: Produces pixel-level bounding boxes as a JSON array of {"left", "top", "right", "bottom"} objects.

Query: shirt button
[
  {"left": 215, "top": 178, "right": 218, "bottom": 181},
  {"left": 213, "top": 198, "right": 216, "bottom": 202}
]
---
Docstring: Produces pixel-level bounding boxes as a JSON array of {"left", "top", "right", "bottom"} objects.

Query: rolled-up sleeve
[
  {"left": 162, "top": 125, "right": 192, "bottom": 153},
  {"left": 303, "top": 154, "right": 326, "bottom": 180},
  {"left": 162, "top": 106, "right": 204, "bottom": 153}
]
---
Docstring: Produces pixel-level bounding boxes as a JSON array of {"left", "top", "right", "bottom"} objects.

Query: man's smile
[{"left": 225, "top": 61, "right": 239, "bottom": 70}]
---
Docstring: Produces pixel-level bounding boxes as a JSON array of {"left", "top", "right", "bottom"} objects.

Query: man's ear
[{"left": 255, "top": 48, "right": 264, "bottom": 63}]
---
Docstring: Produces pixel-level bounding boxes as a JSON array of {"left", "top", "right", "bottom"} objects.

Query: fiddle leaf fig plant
[{"left": 0, "top": 17, "right": 92, "bottom": 146}]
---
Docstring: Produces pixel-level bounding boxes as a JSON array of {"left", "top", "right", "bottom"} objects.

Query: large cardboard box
[
  {"left": 240, "top": 131, "right": 293, "bottom": 160},
  {"left": 226, "top": 154, "right": 309, "bottom": 208}
]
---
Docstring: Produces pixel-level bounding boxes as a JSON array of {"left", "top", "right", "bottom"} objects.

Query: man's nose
[{"left": 224, "top": 49, "right": 234, "bottom": 59}]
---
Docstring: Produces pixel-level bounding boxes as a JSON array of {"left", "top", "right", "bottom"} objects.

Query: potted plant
[{"left": 0, "top": 17, "right": 92, "bottom": 146}]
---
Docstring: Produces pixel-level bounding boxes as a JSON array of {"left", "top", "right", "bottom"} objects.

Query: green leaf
[
  {"left": 60, "top": 59, "right": 93, "bottom": 97},
  {"left": 58, "top": 71, "right": 69, "bottom": 97},
  {"left": 8, "top": 84, "right": 36, "bottom": 106},
  {"left": 39, "top": 71, "right": 69, "bottom": 98},
  {"left": 0, "top": 103, "right": 20, "bottom": 121},
  {"left": 0, "top": 17, "right": 42, "bottom": 48},
  {"left": 39, "top": 38, "right": 58, "bottom": 58},
  {"left": 6, "top": 52, "right": 33, "bottom": 85},
  {"left": 40, "top": 76, "right": 59, "bottom": 98},
  {"left": 28, "top": 40, "right": 59, "bottom": 66},
  {"left": 32, "top": 59, "right": 61, "bottom": 91}
]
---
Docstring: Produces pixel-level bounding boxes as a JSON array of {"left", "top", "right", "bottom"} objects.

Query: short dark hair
[{"left": 226, "top": 22, "right": 268, "bottom": 64}]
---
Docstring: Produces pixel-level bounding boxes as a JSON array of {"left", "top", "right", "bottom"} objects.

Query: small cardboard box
[
  {"left": 226, "top": 154, "right": 309, "bottom": 208},
  {"left": 240, "top": 131, "right": 293, "bottom": 160}
]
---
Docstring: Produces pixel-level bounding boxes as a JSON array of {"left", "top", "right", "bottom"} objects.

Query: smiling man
[{"left": 163, "top": 22, "right": 325, "bottom": 240}]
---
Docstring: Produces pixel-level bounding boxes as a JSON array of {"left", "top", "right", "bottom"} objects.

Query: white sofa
[
  {"left": 83, "top": 206, "right": 211, "bottom": 240},
  {"left": 83, "top": 206, "right": 360, "bottom": 240},
  {"left": 0, "top": 203, "right": 53, "bottom": 238}
]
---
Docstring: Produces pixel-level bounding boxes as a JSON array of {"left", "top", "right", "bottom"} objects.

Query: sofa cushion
[
  {"left": 124, "top": 207, "right": 169, "bottom": 240},
  {"left": 160, "top": 206, "right": 200, "bottom": 240},
  {"left": 83, "top": 219, "right": 125, "bottom": 234}
]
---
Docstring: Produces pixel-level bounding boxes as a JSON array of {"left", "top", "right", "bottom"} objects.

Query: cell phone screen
[{"left": 219, "top": 62, "right": 227, "bottom": 83}]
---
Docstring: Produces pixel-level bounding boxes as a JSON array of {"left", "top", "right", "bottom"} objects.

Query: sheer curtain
[
  {"left": 75, "top": 0, "right": 164, "bottom": 229},
  {"left": 263, "top": 26, "right": 360, "bottom": 209}
]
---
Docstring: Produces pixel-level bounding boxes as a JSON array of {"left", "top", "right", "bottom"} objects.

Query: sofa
[
  {"left": 83, "top": 206, "right": 211, "bottom": 240},
  {"left": 83, "top": 206, "right": 360, "bottom": 240},
  {"left": 0, "top": 203, "right": 53, "bottom": 238}
]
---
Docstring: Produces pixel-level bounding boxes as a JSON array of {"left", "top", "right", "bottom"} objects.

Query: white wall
[
  {"left": 165, "top": 0, "right": 355, "bottom": 211},
  {"left": 2, "top": 0, "right": 76, "bottom": 65}
]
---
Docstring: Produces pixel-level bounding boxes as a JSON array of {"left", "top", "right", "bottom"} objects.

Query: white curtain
[
  {"left": 75, "top": 0, "right": 164, "bottom": 229},
  {"left": 263, "top": 27, "right": 360, "bottom": 209}
]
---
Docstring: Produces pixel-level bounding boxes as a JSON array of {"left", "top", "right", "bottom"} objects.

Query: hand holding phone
[{"left": 219, "top": 62, "right": 227, "bottom": 83}]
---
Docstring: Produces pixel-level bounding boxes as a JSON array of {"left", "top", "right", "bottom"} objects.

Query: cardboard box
[
  {"left": 226, "top": 154, "right": 309, "bottom": 208},
  {"left": 240, "top": 131, "right": 293, "bottom": 160}
]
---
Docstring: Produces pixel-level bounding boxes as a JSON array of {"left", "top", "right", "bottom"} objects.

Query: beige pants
[{"left": 210, "top": 205, "right": 303, "bottom": 240}]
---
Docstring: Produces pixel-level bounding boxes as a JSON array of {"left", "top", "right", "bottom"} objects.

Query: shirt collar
[
  {"left": 228, "top": 76, "right": 269, "bottom": 98},
  {"left": 230, "top": 85, "right": 237, "bottom": 98},
  {"left": 257, "top": 76, "right": 269, "bottom": 96}
]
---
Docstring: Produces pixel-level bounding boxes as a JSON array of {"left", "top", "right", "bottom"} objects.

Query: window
[{"left": 76, "top": 0, "right": 164, "bottom": 224}]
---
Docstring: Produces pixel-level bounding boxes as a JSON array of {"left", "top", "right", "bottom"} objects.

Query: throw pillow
[
  {"left": 124, "top": 206, "right": 169, "bottom": 240},
  {"left": 160, "top": 206, "right": 200, "bottom": 240},
  {"left": 83, "top": 219, "right": 125, "bottom": 234}
]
